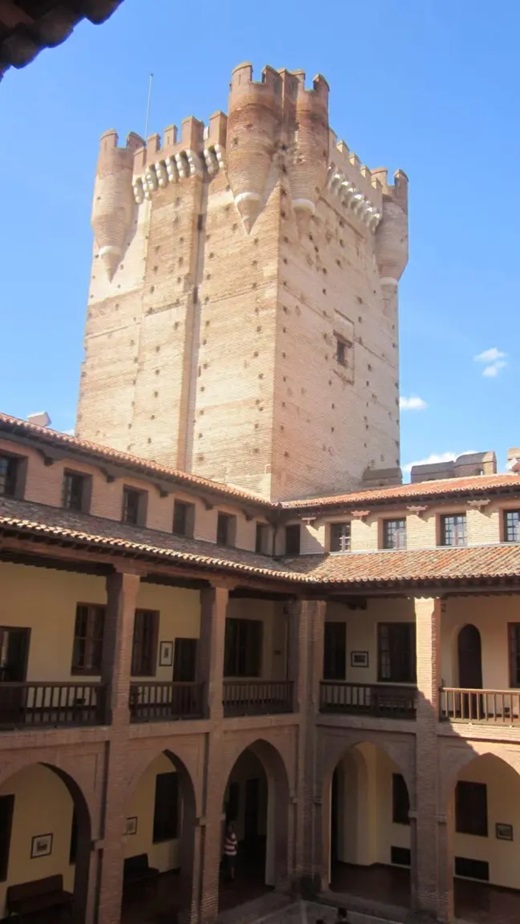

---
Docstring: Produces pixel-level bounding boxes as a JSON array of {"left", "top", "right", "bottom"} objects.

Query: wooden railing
[
  {"left": 223, "top": 680, "right": 294, "bottom": 717},
  {"left": 319, "top": 682, "right": 417, "bottom": 719},
  {"left": 440, "top": 688, "right": 520, "bottom": 725},
  {"left": 129, "top": 681, "right": 204, "bottom": 722},
  {"left": 0, "top": 682, "right": 107, "bottom": 729}
]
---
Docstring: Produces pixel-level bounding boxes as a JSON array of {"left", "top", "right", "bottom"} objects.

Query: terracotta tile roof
[
  {"left": 0, "top": 414, "right": 272, "bottom": 509},
  {"left": 0, "top": 497, "right": 296, "bottom": 583},
  {"left": 0, "top": 1, "right": 123, "bottom": 80},
  {"left": 288, "top": 545, "right": 520, "bottom": 586},
  {"left": 1, "top": 497, "right": 520, "bottom": 590},
  {"left": 281, "top": 473, "right": 520, "bottom": 511}
]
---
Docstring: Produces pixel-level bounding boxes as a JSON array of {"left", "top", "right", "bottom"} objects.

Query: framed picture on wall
[
  {"left": 496, "top": 823, "right": 513, "bottom": 841},
  {"left": 159, "top": 640, "right": 174, "bottom": 667},
  {"left": 125, "top": 817, "right": 138, "bottom": 836},
  {"left": 31, "top": 833, "right": 53, "bottom": 859},
  {"left": 351, "top": 651, "right": 369, "bottom": 668}
]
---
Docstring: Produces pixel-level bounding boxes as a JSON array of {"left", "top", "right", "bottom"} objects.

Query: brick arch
[
  {"left": 0, "top": 759, "right": 92, "bottom": 924},
  {"left": 220, "top": 737, "right": 291, "bottom": 891},
  {"left": 219, "top": 733, "right": 294, "bottom": 792},
  {"left": 440, "top": 743, "right": 520, "bottom": 811},
  {"left": 318, "top": 731, "right": 414, "bottom": 797},
  {"left": 126, "top": 744, "right": 200, "bottom": 814}
]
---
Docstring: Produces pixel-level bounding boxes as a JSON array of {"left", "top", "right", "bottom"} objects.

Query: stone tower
[{"left": 76, "top": 63, "right": 408, "bottom": 502}]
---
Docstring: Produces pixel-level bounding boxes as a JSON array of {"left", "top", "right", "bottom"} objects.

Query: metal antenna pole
[{"left": 144, "top": 72, "right": 154, "bottom": 139}]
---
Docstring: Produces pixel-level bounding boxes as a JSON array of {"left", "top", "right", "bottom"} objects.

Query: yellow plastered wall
[
  {"left": 0, "top": 563, "right": 200, "bottom": 682},
  {"left": 335, "top": 743, "right": 410, "bottom": 867},
  {"left": 441, "top": 596, "right": 517, "bottom": 689},
  {"left": 326, "top": 598, "right": 415, "bottom": 684},
  {"left": 452, "top": 754, "right": 520, "bottom": 888},
  {"left": 0, "top": 764, "right": 74, "bottom": 919},
  {"left": 125, "top": 753, "right": 181, "bottom": 873}
]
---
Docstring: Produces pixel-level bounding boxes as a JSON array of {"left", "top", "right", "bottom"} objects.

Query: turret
[
  {"left": 91, "top": 129, "right": 143, "bottom": 280},
  {"left": 372, "top": 168, "right": 409, "bottom": 282},
  {"left": 226, "top": 63, "right": 283, "bottom": 231},
  {"left": 283, "top": 71, "right": 330, "bottom": 235}
]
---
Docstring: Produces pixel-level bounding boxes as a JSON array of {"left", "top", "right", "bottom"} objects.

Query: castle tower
[{"left": 76, "top": 64, "right": 408, "bottom": 501}]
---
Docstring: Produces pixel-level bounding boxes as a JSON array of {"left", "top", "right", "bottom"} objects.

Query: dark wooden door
[
  {"left": 244, "top": 778, "right": 260, "bottom": 841},
  {"left": 0, "top": 627, "right": 30, "bottom": 725},
  {"left": 458, "top": 624, "right": 483, "bottom": 688},
  {"left": 330, "top": 768, "right": 339, "bottom": 868}
]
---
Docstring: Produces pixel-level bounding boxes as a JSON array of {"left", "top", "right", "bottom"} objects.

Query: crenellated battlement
[{"left": 229, "top": 62, "right": 283, "bottom": 99}]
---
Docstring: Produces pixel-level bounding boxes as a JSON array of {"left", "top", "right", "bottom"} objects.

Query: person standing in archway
[{"left": 223, "top": 822, "right": 238, "bottom": 882}]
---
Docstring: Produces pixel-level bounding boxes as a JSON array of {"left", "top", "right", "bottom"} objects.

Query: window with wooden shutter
[
  {"left": 71, "top": 604, "right": 105, "bottom": 675},
  {"left": 131, "top": 610, "right": 159, "bottom": 676},
  {"left": 378, "top": 623, "right": 416, "bottom": 683},
  {"left": 173, "top": 638, "right": 197, "bottom": 682},
  {"left": 323, "top": 622, "right": 347, "bottom": 680},
  {"left": 224, "top": 618, "right": 262, "bottom": 677}
]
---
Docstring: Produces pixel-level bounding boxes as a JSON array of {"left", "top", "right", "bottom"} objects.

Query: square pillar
[
  {"left": 413, "top": 595, "right": 446, "bottom": 920},
  {"left": 287, "top": 598, "right": 326, "bottom": 892},
  {"left": 97, "top": 568, "right": 141, "bottom": 924},
  {"left": 197, "top": 582, "right": 229, "bottom": 719}
]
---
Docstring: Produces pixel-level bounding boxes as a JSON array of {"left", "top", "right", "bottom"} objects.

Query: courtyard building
[{"left": 0, "top": 64, "right": 519, "bottom": 924}]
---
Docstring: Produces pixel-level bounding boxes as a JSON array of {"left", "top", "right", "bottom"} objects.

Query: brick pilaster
[
  {"left": 97, "top": 569, "right": 141, "bottom": 924},
  {"left": 197, "top": 583, "right": 228, "bottom": 720},
  {"left": 413, "top": 595, "right": 444, "bottom": 920}
]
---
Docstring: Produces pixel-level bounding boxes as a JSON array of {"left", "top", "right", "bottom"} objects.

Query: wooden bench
[
  {"left": 6, "top": 874, "right": 72, "bottom": 920},
  {"left": 123, "top": 853, "right": 159, "bottom": 886}
]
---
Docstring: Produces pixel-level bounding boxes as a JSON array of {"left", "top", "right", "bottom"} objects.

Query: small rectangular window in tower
[
  {"left": 335, "top": 335, "right": 352, "bottom": 368},
  {"left": 173, "top": 500, "right": 195, "bottom": 538},
  {"left": 216, "top": 512, "right": 237, "bottom": 547},
  {"left": 122, "top": 486, "right": 147, "bottom": 527},
  {"left": 330, "top": 522, "right": 351, "bottom": 552},
  {"left": 285, "top": 524, "right": 301, "bottom": 555}
]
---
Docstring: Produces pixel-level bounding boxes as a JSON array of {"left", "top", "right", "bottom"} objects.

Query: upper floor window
[
  {"left": 62, "top": 470, "right": 91, "bottom": 513},
  {"left": 255, "top": 523, "right": 270, "bottom": 555},
  {"left": 131, "top": 609, "right": 159, "bottom": 676},
  {"left": 440, "top": 513, "right": 467, "bottom": 547},
  {"left": 122, "top": 486, "right": 147, "bottom": 527},
  {"left": 285, "top": 524, "right": 301, "bottom": 555},
  {"left": 382, "top": 518, "right": 407, "bottom": 550},
  {"left": 224, "top": 618, "right": 262, "bottom": 677},
  {"left": 323, "top": 622, "right": 347, "bottom": 680},
  {"left": 504, "top": 510, "right": 520, "bottom": 543},
  {"left": 330, "top": 522, "right": 351, "bottom": 553},
  {"left": 378, "top": 622, "right": 416, "bottom": 683},
  {"left": 508, "top": 623, "right": 520, "bottom": 688},
  {"left": 0, "top": 453, "right": 22, "bottom": 498},
  {"left": 455, "top": 781, "right": 488, "bottom": 837},
  {"left": 172, "top": 500, "right": 195, "bottom": 538},
  {"left": 72, "top": 603, "right": 105, "bottom": 675},
  {"left": 217, "top": 512, "right": 236, "bottom": 547}
]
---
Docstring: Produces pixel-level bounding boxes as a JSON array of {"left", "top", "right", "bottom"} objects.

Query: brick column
[
  {"left": 288, "top": 598, "right": 326, "bottom": 894},
  {"left": 413, "top": 595, "right": 445, "bottom": 920},
  {"left": 198, "top": 582, "right": 230, "bottom": 924},
  {"left": 97, "top": 568, "right": 141, "bottom": 924},
  {"left": 197, "top": 583, "right": 228, "bottom": 720}
]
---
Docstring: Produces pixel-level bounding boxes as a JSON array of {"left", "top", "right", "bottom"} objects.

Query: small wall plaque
[
  {"left": 159, "top": 640, "right": 174, "bottom": 667},
  {"left": 125, "top": 817, "right": 138, "bottom": 836},
  {"left": 351, "top": 651, "right": 369, "bottom": 668},
  {"left": 31, "top": 833, "right": 53, "bottom": 859},
  {"left": 496, "top": 823, "right": 513, "bottom": 841}
]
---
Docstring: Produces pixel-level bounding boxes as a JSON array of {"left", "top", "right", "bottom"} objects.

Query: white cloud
[
  {"left": 399, "top": 395, "right": 428, "bottom": 411},
  {"left": 402, "top": 450, "right": 477, "bottom": 475},
  {"left": 474, "top": 347, "right": 506, "bottom": 364},
  {"left": 474, "top": 347, "right": 508, "bottom": 378},
  {"left": 482, "top": 361, "right": 507, "bottom": 378}
]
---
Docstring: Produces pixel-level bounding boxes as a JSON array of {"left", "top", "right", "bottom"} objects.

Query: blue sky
[{"left": 1, "top": 0, "right": 518, "bottom": 476}]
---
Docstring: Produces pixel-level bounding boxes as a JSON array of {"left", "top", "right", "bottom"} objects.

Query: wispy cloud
[
  {"left": 399, "top": 395, "right": 428, "bottom": 412},
  {"left": 474, "top": 347, "right": 508, "bottom": 378},
  {"left": 403, "top": 450, "right": 476, "bottom": 475}
]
